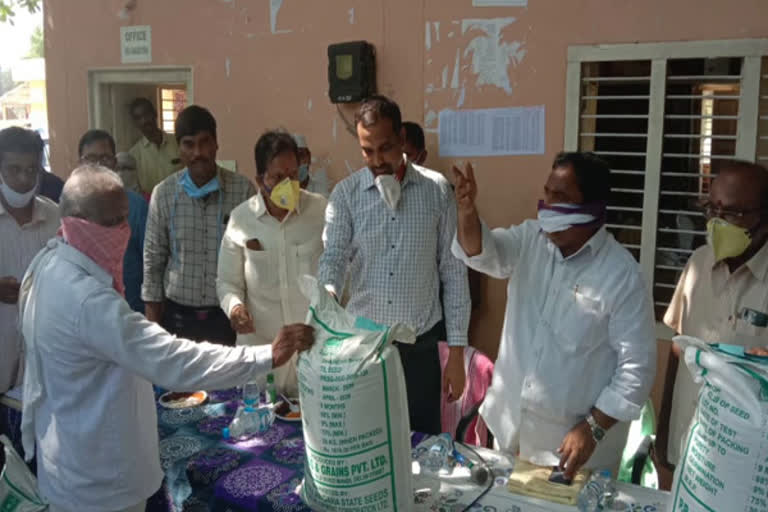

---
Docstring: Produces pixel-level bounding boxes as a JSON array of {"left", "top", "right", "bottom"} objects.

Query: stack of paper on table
[{"left": 507, "top": 459, "right": 590, "bottom": 505}]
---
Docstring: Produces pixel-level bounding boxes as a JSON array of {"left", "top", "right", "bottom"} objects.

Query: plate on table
[
  {"left": 159, "top": 391, "right": 208, "bottom": 409},
  {"left": 274, "top": 398, "right": 301, "bottom": 421}
]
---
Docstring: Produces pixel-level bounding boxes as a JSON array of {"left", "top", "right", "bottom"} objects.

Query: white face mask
[
  {"left": 0, "top": 178, "right": 38, "bottom": 209},
  {"left": 536, "top": 204, "right": 596, "bottom": 233},
  {"left": 375, "top": 174, "right": 401, "bottom": 211}
]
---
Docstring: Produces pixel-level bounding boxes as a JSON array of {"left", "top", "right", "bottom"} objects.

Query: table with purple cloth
[
  {"left": 146, "top": 388, "right": 431, "bottom": 512},
  {"left": 146, "top": 387, "right": 311, "bottom": 512}
]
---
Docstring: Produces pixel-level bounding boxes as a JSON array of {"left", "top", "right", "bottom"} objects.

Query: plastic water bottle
[
  {"left": 424, "top": 433, "right": 453, "bottom": 473},
  {"left": 265, "top": 373, "right": 277, "bottom": 404},
  {"left": 223, "top": 405, "right": 274, "bottom": 439},
  {"left": 243, "top": 380, "right": 261, "bottom": 406},
  {"left": 577, "top": 469, "right": 612, "bottom": 511}
]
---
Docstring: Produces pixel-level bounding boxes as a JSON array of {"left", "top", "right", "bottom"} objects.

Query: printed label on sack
[
  {"left": 299, "top": 334, "right": 400, "bottom": 511},
  {"left": 673, "top": 384, "right": 768, "bottom": 512}
]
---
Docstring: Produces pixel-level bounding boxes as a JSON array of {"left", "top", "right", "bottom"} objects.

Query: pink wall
[{"left": 44, "top": 0, "right": 768, "bottom": 357}]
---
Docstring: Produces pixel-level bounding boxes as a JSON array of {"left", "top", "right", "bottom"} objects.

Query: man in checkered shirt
[
  {"left": 317, "top": 95, "right": 471, "bottom": 435},
  {"left": 142, "top": 105, "right": 255, "bottom": 345}
]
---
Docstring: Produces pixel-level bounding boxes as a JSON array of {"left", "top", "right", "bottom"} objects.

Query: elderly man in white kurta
[{"left": 19, "top": 165, "right": 313, "bottom": 512}]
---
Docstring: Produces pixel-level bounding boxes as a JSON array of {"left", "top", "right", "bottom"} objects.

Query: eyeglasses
[
  {"left": 699, "top": 200, "right": 765, "bottom": 224},
  {"left": 80, "top": 154, "right": 117, "bottom": 168}
]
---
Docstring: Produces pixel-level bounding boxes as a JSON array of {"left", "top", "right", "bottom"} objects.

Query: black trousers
[
  {"left": 161, "top": 299, "right": 237, "bottom": 346},
  {"left": 396, "top": 322, "right": 443, "bottom": 435}
]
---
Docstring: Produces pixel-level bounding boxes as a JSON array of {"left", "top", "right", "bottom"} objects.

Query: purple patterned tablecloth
[{"left": 147, "top": 388, "right": 309, "bottom": 512}]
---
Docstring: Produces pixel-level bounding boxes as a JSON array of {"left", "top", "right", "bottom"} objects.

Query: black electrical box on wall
[{"left": 327, "top": 41, "right": 376, "bottom": 103}]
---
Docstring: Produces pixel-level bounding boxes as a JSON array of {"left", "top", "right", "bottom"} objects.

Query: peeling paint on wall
[
  {"left": 432, "top": 22, "right": 440, "bottom": 43},
  {"left": 425, "top": 110, "right": 438, "bottom": 128},
  {"left": 332, "top": 117, "right": 338, "bottom": 142},
  {"left": 425, "top": 21, "right": 431, "bottom": 50},
  {"left": 307, "top": 98, "right": 313, "bottom": 111},
  {"left": 441, "top": 66, "right": 449, "bottom": 89},
  {"left": 349, "top": 8, "right": 355, "bottom": 24},
  {"left": 450, "top": 49, "right": 461, "bottom": 89},
  {"left": 225, "top": 57, "right": 231, "bottom": 78},
  {"left": 457, "top": 86, "right": 466, "bottom": 108},
  {"left": 270, "top": 0, "right": 292, "bottom": 34},
  {"left": 462, "top": 17, "right": 526, "bottom": 94}
]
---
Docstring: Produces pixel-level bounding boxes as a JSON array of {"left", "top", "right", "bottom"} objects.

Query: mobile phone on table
[{"left": 548, "top": 466, "right": 573, "bottom": 485}]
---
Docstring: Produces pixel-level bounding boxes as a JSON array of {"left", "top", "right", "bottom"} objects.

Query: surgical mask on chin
[
  {"left": 375, "top": 174, "right": 401, "bottom": 211},
  {"left": 0, "top": 179, "right": 38, "bottom": 208},
  {"left": 536, "top": 202, "right": 597, "bottom": 234},
  {"left": 268, "top": 178, "right": 301, "bottom": 212},
  {"left": 707, "top": 218, "right": 752, "bottom": 262},
  {"left": 298, "top": 164, "right": 310, "bottom": 183}
]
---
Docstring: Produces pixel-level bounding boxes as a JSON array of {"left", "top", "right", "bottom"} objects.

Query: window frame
[{"left": 563, "top": 39, "right": 768, "bottom": 338}]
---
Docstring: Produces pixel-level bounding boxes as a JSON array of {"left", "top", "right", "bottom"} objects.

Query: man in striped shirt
[{"left": 318, "top": 95, "right": 470, "bottom": 435}]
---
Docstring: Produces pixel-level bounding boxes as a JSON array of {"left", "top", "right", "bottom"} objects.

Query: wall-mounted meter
[{"left": 327, "top": 41, "right": 376, "bottom": 103}]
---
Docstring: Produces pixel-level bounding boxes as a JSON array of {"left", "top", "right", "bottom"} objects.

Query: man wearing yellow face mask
[
  {"left": 656, "top": 160, "right": 768, "bottom": 487},
  {"left": 217, "top": 131, "right": 327, "bottom": 395}
]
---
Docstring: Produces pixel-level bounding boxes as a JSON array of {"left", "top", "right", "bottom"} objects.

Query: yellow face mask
[
  {"left": 707, "top": 218, "right": 752, "bottom": 262},
  {"left": 269, "top": 178, "right": 301, "bottom": 213}
]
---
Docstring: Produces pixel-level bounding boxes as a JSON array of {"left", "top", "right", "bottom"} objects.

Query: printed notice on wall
[
  {"left": 472, "top": 0, "right": 528, "bottom": 6},
  {"left": 439, "top": 106, "right": 545, "bottom": 157},
  {"left": 120, "top": 26, "right": 152, "bottom": 64}
]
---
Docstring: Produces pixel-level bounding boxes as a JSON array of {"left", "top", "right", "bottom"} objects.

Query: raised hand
[{"left": 452, "top": 162, "right": 478, "bottom": 216}]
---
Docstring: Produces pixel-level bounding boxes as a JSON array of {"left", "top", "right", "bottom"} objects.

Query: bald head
[{"left": 60, "top": 164, "right": 129, "bottom": 226}]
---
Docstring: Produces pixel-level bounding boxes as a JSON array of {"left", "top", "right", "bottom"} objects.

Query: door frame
[{"left": 87, "top": 66, "right": 194, "bottom": 129}]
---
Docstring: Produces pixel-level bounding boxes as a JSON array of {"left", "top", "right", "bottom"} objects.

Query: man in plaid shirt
[
  {"left": 142, "top": 105, "right": 255, "bottom": 345},
  {"left": 318, "top": 95, "right": 470, "bottom": 434}
]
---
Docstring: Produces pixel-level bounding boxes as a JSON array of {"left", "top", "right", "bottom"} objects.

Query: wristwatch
[{"left": 586, "top": 413, "right": 606, "bottom": 443}]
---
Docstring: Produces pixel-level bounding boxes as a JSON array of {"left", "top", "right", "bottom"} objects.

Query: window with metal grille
[
  {"left": 564, "top": 40, "right": 768, "bottom": 333},
  {"left": 158, "top": 87, "right": 187, "bottom": 134}
]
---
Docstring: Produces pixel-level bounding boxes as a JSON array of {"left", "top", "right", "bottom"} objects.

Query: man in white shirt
[
  {"left": 452, "top": 152, "right": 656, "bottom": 479},
  {"left": 656, "top": 161, "right": 768, "bottom": 487},
  {"left": 0, "top": 127, "right": 60, "bottom": 467},
  {"left": 18, "top": 165, "right": 314, "bottom": 512},
  {"left": 293, "top": 133, "right": 330, "bottom": 198},
  {"left": 218, "top": 131, "right": 327, "bottom": 395},
  {"left": 0, "top": 127, "right": 59, "bottom": 395}
]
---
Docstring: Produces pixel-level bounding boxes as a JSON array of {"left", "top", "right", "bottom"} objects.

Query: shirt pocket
[
  {"left": 244, "top": 247, "right": 279, "bottom": 291},
  {"left": 554, "top": 286, "right": 608, "bottom": 353},
  {"left": 733, "top": 308, "right": 768, "bottom": 348},
  {"left": 295, "top": 238, "right": 324, "bottom": 279}
]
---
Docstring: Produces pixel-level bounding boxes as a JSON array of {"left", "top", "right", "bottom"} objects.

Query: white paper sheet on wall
[
  {"left": 438, "top": 106, "right": 545, "bottom": 157},
  {"left": 472, "top": 0, "right": 528, "bottom": 6}
]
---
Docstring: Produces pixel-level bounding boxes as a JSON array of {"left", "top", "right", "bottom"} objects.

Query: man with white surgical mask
[
  {"left": 452, "top": 151, "right": 656, "bottom": 479},
  {"left": 0, "top": 127, "right": 60, "bottom": 466},
  {"left": 0, "top": 127, "right": 60, "bottom": 395},
  {"left": 318, "top": 95, "right": 470, "bottom": 435},
  {"left": 656, "top": 160, "right": 768, "bottom": 487}
]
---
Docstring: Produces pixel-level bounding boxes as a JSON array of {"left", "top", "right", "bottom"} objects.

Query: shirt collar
[
  {"left": 142, "top": 132, "right": 170, "bottom": 148},
  {"left": 251, "top": 188, "right": 303, "bottom": 220},
  {"left": 0, "top": 196, "right": 54, "bottom": 227},
  {"left": 546, "top": 225, "right": 610, "bottom": 261},
  {"left": 55, "top": 238, "right": 113, "bottom": 286},
  {"left": 744, "top": 241, "right": 768, "bottom": 281}
]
